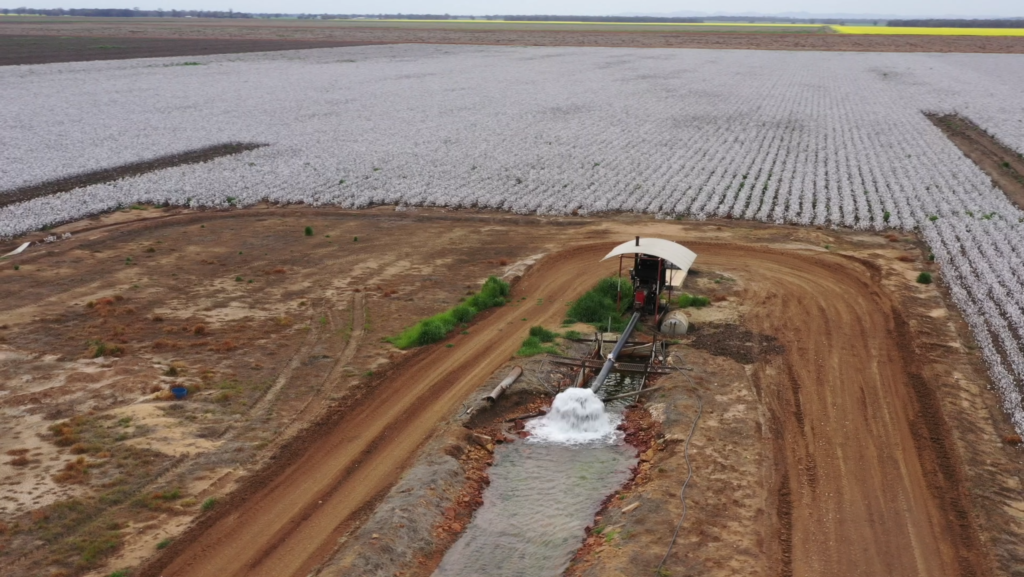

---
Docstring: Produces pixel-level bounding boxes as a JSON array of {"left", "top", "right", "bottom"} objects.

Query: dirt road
[
  {"left": 152, "top": 243, "right": 620, "bottom": 577},
  {"left": 149, "top": 234, "right": 984, "bottom": 577},
  {"left": 699, "top": 245, "right": 984, "bottom": 576}
]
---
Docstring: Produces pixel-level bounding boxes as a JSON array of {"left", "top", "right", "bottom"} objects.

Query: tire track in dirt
[
  {"left": 143, "top": 238, "right": 986, "bottom": 577},
  {"left": 696, "top": 245, "right": 986, "bottom": 577},
  {"left": 147, "top": 243, "right": 618, "bottom": 577}
]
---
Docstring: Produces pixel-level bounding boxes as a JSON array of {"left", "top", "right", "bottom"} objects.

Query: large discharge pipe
[{"left": 589, "top": 311, "right": 642, "bottom": 395}]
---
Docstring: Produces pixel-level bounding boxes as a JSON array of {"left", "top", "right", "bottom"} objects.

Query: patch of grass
[
  {"left": 516, "top": 336, "right": 560, "bottom": 357},
  {"left": 917, "top": 271, "right": 933, "bottom": 284},
  {"left": 304, "top": 226, "right": 314, "bottom": 236},
  {"left": 201, "top": 497, "right": 217, "bottom": 512},
  {"left": 676, "top": 293, "right": 710, "bottom": 308},
  {"left": 528, "top": 325, "right": 558, "bottom": 342},
  {"left": 563, "top": 329, "right": 582, "bottom": 340},
  {"left": 108, "top": 571, "right": 130, "bottom": 577},
  {"left": 566, "top": 277, "right": 631, "bottom": 331},
  {"left": 388, "top": 277, "right": 510, "bottom": 349},
  {"left": 156, "top": 538, "right": 172, "bottom": 549},
  {"left": 74, "top": 531, "right": 123, "bottom": 569}
]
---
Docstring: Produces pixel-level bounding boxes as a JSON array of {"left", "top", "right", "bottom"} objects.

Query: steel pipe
[{"left": 589, "top": 311, "right": 642, "bottom": 395}]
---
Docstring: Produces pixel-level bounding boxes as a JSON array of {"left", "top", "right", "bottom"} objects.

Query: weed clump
[
  {"left": 517, "top": 326, "right": 561, "bottom": 357},
  {"left": 517, "top": 336, "right": 560, "bottom": 357},
  {"left": 201, "top": 497, "right": 217, "bottom": 512},
  {"left": 528, "top": 325, "right": 558, "bottom": 343},
  {"left": 917, "top": 272, "right": 933, "bottom": 284},
  {"left": 388, "top": 277, "right": 509, "bottom": 349},
  {"left": 677, "top": 293, "right": 710, "bottom": 308},
  {"left": 566, "top": 277, "right": 631, "bottom": 331},
  {"left": 88, "top": 340, "right": 125, "bottom": 359},
  {"left": 304, "top": 226, "right": 314, "bottom": 236},
  {"left": 53, "top": 456, "right": 91, "bottom": 484}
]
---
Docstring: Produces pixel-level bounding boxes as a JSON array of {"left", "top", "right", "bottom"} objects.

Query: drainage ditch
[{"left": 433, "top": 372, "right": 645, "bottom": 577}]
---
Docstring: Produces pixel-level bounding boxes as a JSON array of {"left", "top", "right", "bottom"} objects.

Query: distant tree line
[
  {"left": 0, "top": 7, "right": 251, "bottom": 18},
  {"left": 887, "top": 19, "right": 1024, "bottom": 28},
  {"left": 497, "top": 15, "right": 703, "bottom": 23}
]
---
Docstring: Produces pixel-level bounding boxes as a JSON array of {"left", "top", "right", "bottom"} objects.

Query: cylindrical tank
[{"left": 660, "top": 309, "right": 689, "bottom": 337}]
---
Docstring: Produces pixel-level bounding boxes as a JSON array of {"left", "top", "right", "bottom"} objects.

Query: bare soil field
[
  {"left": 3, "top": 16, "right": 1024, "bottom": 64},
  {"left": 2, "top": 206, "right": 1023, "bottom": 577},
  {"left": 0, "top": 33, "right": 380, "bottom": 66},
  {"left": 930, "top": 114, "right": 1024, "bottom": 210}
]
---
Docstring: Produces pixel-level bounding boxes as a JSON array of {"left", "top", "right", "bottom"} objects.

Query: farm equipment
[{"left": 602, "top": 236, "right": 697, "bottom": 322}]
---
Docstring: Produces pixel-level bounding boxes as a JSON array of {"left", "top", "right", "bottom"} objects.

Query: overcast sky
[{"left": 11, "top": 0, "right": 1022, "bottom": 18}]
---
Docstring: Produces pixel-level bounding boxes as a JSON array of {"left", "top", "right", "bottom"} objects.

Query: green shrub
[
  {"left": 528, "top": 326, "right": 558, "bottom": 343},
  {"left": 517, "top": 336, "right": 560, "bottom": 357},
  {"left": 917, "top": 272, "right": 933, "bottom": 284},
  {"left": 677, "top": 293, "right": 710, "bottom": 308},
  {"left": 156, "top": 538, "right": 172, "bottom": 550},
  {"left": 451, "top": 304, "right": 477, "bottom": 323},
  {"left": 201, "top": 497, "right": 217, "bottom": 512},
  {"left": 563, "top": 330, "right": 582, "bottom": 340},
  {"left": 566, "top": 277, "right": 631, "bottom": 331},
  {"left": 304, "top": 226, "right": 313, "bottom": 236},
  {"left": 417, "top": 318, "right": 448, "bottom": 345},
  {"left": 388, "top": 277, "right": 509, "bottom": 349}
]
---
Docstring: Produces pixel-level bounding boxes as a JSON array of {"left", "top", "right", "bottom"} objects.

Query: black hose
[{"left": 656, "top": 353, "right": 703, "bottom": 575}]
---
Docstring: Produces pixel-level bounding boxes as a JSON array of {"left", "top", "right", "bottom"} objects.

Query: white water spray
[{"left": 527, "top": 388, "right": 621, "bottom": 444}]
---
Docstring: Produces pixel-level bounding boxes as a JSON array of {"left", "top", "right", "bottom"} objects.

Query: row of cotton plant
[
  {"left": 925, "top": 219, "right": 1024, "bottom": 436},
  {"left": 2, "top": 44, "right": 1024, "bottom": 433}
]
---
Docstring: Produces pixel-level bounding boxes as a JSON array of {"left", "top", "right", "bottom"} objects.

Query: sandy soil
[
  {"left": 3, "top": 17, "right": 1024, "bottom": 58},
  {"left": 2, "top": 208, "right": 1023, "bottom": 577}
]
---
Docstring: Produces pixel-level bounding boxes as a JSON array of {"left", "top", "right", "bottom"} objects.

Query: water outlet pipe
[
  {"left": 485, "top": 366, "right": 524, "bottom": 403},
  {"left": 589, "top": 311, "right": 642, "bottom": 395}
]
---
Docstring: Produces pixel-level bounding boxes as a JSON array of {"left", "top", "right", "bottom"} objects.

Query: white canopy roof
[{"left": 601, "top": 238, "right": 697, "bottom": 272}]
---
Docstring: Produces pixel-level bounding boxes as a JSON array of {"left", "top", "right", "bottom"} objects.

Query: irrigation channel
[{"left": 434, "top": 316, "right": 647, "bottom": 577}]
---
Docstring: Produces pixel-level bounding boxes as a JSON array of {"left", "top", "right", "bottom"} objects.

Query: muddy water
[
  {"left": 434, "top": 375, "right": 641, "bottom": 577},
  {"left": 433, "top": 441, "right": 635, "bottom": 577}
]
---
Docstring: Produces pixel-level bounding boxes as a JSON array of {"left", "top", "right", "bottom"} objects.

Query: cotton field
[{"left": 3, "top": 44, "right": 1024, "bottom": 434}]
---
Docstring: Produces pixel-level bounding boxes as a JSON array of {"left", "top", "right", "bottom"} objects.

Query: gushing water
[
  {"left": 526, "top": 387, "right": 621, "bottom": 444},
  {"left": 433, "top": 381, "right": 640, "bottom": 577}
]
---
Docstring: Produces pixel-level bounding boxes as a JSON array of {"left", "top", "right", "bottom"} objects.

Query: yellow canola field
[{"left": 834, "top": 25, "right": 1024, "bottom": 36}]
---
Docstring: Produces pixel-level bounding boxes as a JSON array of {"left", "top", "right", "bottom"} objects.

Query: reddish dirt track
[
  {"left": 151, "top": 236, "right": 984, "bottom": 577},
  {"left": 703, "top": 245, "right": 985, "bottom": 576}
]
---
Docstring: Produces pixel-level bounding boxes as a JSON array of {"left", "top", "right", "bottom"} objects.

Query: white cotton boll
[{"left": 4, "top": 46, "right": 1024, "bottom": 433}]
